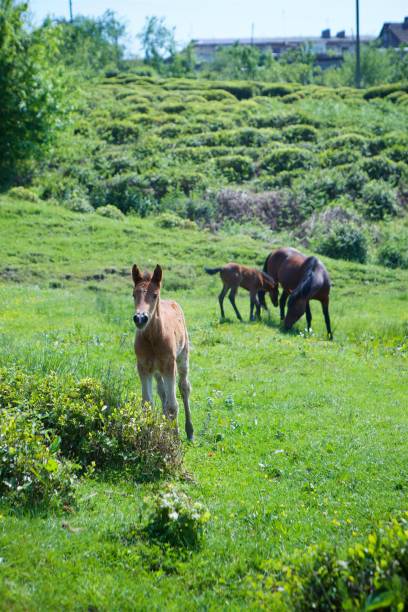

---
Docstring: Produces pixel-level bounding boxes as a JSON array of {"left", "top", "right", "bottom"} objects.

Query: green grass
[{"left": 0, "top": 197, "right": 407, "bottom": 609}]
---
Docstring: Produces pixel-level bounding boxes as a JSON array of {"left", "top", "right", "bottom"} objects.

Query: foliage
[
  {"left": 138, "top": 16, "right": 176, "bottom": 71},
  {"left": 143, "top": 485, "right": 210, "bottom": 549},
  {"left": 8, "top": 186, "right": 39, "bottom": 202},
  {"left": 0, "top": 368, "right": 183, "bottom": 485},
  {"left": 0, "top": 0, "right": 66, "bottom": 183},
  {"left": 360, "top": 180, "right": 398, "bottom": 220},
  {"left": 259, "top": 146, "right": 314, "bottom": 173},
  {"left": 246, "top": 516, "right": 408, "bottom": 609},
  {"left": 309, "top": 207, "right": 368, "bottom": 263},
  {"left": 48, "top": 11, "right": 126, "bottom": 75},
  {"left": 216, "top": 155, "right": 253, "bottom": 182},
  {"left": 95, "top": 204, "right": 124, "bottom": 220}
]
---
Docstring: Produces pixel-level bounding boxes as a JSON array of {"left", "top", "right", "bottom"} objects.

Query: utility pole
[
  {"left": 69, "top": 0, "right": 73, "bottom": 23},
  {"left": 355, "top": 0, "right": 361, "bottom": 88},
  {"left": 251, "top": 23, "right": 254, "bottom": 46}
]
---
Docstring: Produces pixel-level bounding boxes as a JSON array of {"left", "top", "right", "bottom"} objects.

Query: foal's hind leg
[
  {"left": 305, "top": 302, "right": 312, "bottom": 331},
  {"left": 218, "top": 285, "right": 228, "bottom": 319},
  {"left": 321, "top": 298, "right": 333, "bottom": 340},
  {"left": 177, "top": 350, "right": 194, "bottom": 441},
  {"left": 229, "top": 287, "right": 242, "bottom": 321}
]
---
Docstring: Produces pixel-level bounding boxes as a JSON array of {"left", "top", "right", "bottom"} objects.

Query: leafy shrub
[
  {"left": 155, "top": 213, "right": 196, "bottom": 229},
  {"left": 143, "top": 484, "right": 210, "bottom": 549},
  {"left": 0, "top": 408, "right": 78, "bottom": 509},
  {"left": 0, "top": 368, "right": 183, "bottom": 483},
  {"left": 363, "top": 82, "right": 408, "bottom": 100},
  {"left": 377, "top": 243, "right": 408, "bottom": 269},
  {"left": 97, "top": 173, "right": 154, "bottom": 215},
  {"left": 326, "top": 132, "right": 370, "bottom": 153},
  {"left": 95, "top": 204, "right": 124, "bottom": 220},
  {"left": 245, "top": 515, "right": 408, "bottom": 610},
  {"left": 261, "top": 83, "right": 297, "bottom": 97},
  {"left": 360, "top": 156, "right": 400, "bottom": 182},
  {"left": 360, "top": 180, "right": 398, "bottom": 220},
  {"left": 64, "top": 192, "right": 94, "bottom": 213},
  {"left": 385, "top": 145, "right": 408, "bottom": 165},
  {"left": 98, "top": 119, "right": 140, "bottom": 144},
  {"left": 8, "top": 186, "right": 39, "bottom": 202},
  {"left": 216, "top": 155, "right": 253, "bottom": 182},
  {"left": 282, "top": 124, "right": 318, "bottom": 143},
  {"left": 291, "top": 169, "right": 345, "bottom": 217},
  {"left": 342, "top": 165, "right": 370, "bottom": 197},
  {"left": 210, "top": 81, "right": 254, "bottom": 100},
  {"left": 322, "top": 148, "right": 362, "bottom": 167},
  {"left": 259, "top": 147, "right": 314, "bottom": 174},
  {"left": 308, "top": 207, "right": 368, "bottom": 263}
]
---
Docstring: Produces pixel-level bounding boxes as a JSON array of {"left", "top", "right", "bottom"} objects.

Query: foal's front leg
[
  {"left": 138, "top": 363, "right": 153, "bottom": 407},
  {"left": 161, "top": 364, "right": 179, "bottom": 433}
]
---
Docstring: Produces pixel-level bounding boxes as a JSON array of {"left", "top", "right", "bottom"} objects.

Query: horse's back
[{"left": 266, "top": 248, "right": 330, "bottom": 296}]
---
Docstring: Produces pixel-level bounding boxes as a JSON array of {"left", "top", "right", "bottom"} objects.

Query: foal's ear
[
  {"left": 152, "top": 264, "right": 162, "bottom": 285},
  {"left": 132, "top": 264, "right": 143, "bottom": 285}
]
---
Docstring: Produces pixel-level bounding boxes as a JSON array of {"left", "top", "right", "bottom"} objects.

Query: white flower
[{"left": 169, "top": 511, "right": 179, "bottom": 521}]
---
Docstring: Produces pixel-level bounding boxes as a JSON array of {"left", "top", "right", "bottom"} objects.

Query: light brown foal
[
  {"left": 132, "top": 264, "right": 194, "bottom": 440},
  {"left": 205, "top": 262, "right": 277, "bottom": 321}
]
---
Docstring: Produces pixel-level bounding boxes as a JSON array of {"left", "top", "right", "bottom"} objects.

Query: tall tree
[{"left": 0, "top": 0, "right": 65, "bottom": 183}]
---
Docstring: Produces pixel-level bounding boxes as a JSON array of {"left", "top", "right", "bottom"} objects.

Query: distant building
[
  {"left": 192, "top": 30, "right": 374, "bottom": 69},
  {"left": 379, "top": 17, "right": 408, "bottom": 48}
]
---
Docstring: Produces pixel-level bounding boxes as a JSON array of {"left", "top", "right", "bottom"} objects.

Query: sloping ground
[{"left": 0, "top": 197, "right": 407, "bottom": 608}]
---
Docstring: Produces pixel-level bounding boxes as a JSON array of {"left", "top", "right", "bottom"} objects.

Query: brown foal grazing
[
  {"left": 205, "top": 262, "right": 278, "bottom": 321},
  {"left": 258, "top": 247, "right": 333, "bottom": 339},
  {"left": 132, "top": 264, "right": 194, "bottom": 440}
]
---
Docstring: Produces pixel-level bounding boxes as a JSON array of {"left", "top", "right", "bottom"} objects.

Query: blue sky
[{"left": 28, "top": 0, "right": 408, "bottom": 53}]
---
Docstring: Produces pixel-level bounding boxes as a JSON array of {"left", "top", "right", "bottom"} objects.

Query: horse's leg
[
  {"left": 218, "top": 285, "right": 228, "bottom": 319},
  {"left": 155, "top": 373, "right": 166, "bottom": 411},
  {"left": 177, "top": 350, "right": 194, "bottom": 441},
  {"left": 280, "top": 290, "right": 289, "bottom": 320},
  {"left": 229, "top": 287, "right": 242, "bottom": 321},
  {"left": 305, "top": 301, "right": 312, "bottom": 331},
  {"left": 162, "top": 366, "right": 179, "bottom": 433},
  {"left": 249, "top": 290, "right": 261, "bottom": 321},
  {"left": 321, "top": 299, "right": 333, "bottom": 340},
  {"left": 137, "top": 363, "right": 153, "bottom": 407}
]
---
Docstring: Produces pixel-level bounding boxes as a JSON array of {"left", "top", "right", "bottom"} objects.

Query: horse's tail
[
  {"left": 258, "top": 254, "right": 271, "bottom": 309},
  {"left": 288, "top": 256, "right": 319, "bottom": 307},
  {"left": 205, "top": 267, "right": 222, "bottom": 276}
]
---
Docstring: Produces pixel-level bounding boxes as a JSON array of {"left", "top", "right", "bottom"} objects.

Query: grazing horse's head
[
  {"left": 132, "top": 264, "right": 162, "bottom": 330},
  {"left": 284, "top": 295, "right": 307, "bottom": 330}
]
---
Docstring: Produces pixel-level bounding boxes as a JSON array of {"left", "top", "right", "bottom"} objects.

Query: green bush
[
  {"left": 313, "top": 219, "right": 368, "bottom": 263},
  {"left": 282, "top": 124, "right": 318, "bottom": 143},
  {"left": 8, "top": 186, "right": 40, "bottom": 202},
  {"left": 360, "top": 156, "right": 400, "bottom": 183},
  {"left": 259, "top": 146, "right": 314, "bottom": 174},
  {"left": 0, "top": 368, "right": 183, "bottom": 483},
  {"left": 64, "top": 193, "right": 94, "bottom": 213},
  {"left": 98, "top": 119, "right": 140, "bottom": 144},
  {"left": 95, "top": 204, "right": 124, "bottom": 220},
  {"left": 245, "top": 516, "right": 408, "bottom": 610},
  {"left": 261, "top": 83, "right": 297, "bottom": 97},
  {"left": 377, "top": 243, "right": 408, "bottom": 269},
  {"left": 0, "top": 408, "right": 78, "bottom": 509},
  {"left": 360, "top": 180, "right": 398, "bottom": 220},
  {"left": 216, "top": 155, "right": 254, "bottom": 182},
  {"left": 143, "top": 484, "right": 210, "bottom": 549}
]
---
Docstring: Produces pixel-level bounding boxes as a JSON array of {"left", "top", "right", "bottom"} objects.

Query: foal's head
[
  {"left": 259, "top": 273, "right": 279, "bottom": 308},
  {"left": 132, "top": 264, "right": 162, "bottom": 330}
]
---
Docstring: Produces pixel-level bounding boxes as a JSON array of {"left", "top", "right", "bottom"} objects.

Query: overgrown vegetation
[{"left": 0, "top": 366, "right": 182, "bottom": 507}]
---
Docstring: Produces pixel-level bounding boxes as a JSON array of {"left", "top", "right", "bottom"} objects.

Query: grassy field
[{"left": 0, "top": 195, "right": 407, "bottom": 609}]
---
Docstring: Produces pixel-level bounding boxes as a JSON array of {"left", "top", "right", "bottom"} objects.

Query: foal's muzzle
[{"left": 133, "top": 312, "right": 149, "bottom": 329}]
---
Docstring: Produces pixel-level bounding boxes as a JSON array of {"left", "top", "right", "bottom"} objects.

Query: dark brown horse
[
  {"left": 205, "top": 263, "right": 277, "bottom": 321},
  {"left": 258, "top": 247, "right": 333, "bottom": 339}
]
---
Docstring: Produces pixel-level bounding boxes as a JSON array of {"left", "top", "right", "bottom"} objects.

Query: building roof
[
  {"left": 380, "top": 21, "right": 408, "bottom": 44},
  {"left": 193, "top": 35, "right": 374, "bottom": 47}
]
